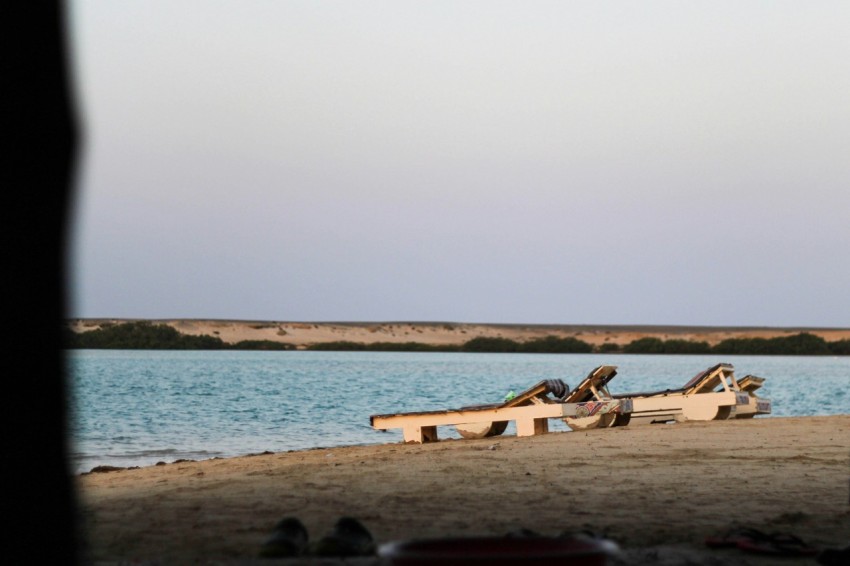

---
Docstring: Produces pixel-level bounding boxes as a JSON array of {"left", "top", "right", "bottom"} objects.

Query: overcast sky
[{"left": 67, "top": 1, "right": 850, "bottom": 326}]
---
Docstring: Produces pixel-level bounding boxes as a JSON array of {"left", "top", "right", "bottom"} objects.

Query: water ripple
[{"left": 67, "top": 351, "right": 850, "bottom": 473}]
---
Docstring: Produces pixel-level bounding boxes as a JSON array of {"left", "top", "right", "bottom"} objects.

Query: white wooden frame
[{"left": 370, "top": 399, "right": 631, "bottom": 443}]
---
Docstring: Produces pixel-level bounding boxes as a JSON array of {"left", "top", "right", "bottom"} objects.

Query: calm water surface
[{"left": 66, "top": 351, "right": 849, "bottom": 474}]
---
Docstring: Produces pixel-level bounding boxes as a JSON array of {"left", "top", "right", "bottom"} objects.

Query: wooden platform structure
[
  {"left": 370, "top": 363, "right": 771, "bottom": 443},
  {"left": 560, "top": 365, "right": 628, "bottom": 430},
  {"left": 734, "top": 374, "right": 773, "bottom": 418},
  {"left": 370, "top": 378, "right": 632, "bottom": 443},
  {"left": 609, "top": 363, "right": 769, "bottom": 424}
]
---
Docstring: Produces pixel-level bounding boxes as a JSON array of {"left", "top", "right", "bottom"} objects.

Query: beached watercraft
[
  {"left": 557, "top": 363, "right": 772, "bottom": 429},
  {"left": 607, "top": 363, "right": 770, "bottom": 425},
  {"left": 558, "top": 365, "right": 630, "bottom": 430},
  {"left": 369, "top": 363, "right": 770, "bottom": 442},
  {"left": 369, "top": 377, "right": 632, "bottom": 443},
  {"left": 734, "top": 374, "right": 773, "bottom": 418}
]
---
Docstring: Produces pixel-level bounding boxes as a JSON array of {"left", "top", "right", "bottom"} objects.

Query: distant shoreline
[
  {"left": 67, "top": 318, "right": 850, "bottom": 332},
  {"left": 66, "top": 318, "right": 850, "bottom": 350}
]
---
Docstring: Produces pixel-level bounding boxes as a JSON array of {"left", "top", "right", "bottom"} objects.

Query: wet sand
[{"left": 76, "top": 415, "right": 850, "bottom": 564}]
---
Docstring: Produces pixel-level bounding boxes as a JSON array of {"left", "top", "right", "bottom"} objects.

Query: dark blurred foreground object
[
  {"left": 259, "top": 516, "right": 376, "bottom": 558},
  {"left": 818, "top": 544, "right": 850, "bottom": 565},
  {"left": 2, "top": 2, "right": 80, "bottom": 564},
  {"left": 308, "top": 516, "right": 376, "bottom": 557},
  {"left": 258, "top": 517, "right": 309, "bottom": 558}
]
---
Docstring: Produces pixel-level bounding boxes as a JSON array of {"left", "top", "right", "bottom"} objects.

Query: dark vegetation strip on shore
[{"left": 64, "top": 321, "right": 850, "bottom": 355}]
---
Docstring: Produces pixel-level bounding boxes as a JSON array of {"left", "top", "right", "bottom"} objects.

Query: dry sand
[
  {"left": 67, "top": 319, "right": 850, "bottom": 350},
  {"left": 76, "top": 415, "right": 850, "bottom": 565}
]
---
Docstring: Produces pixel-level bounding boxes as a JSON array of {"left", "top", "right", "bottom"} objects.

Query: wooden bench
[{"left": 370, "top": 398, "right": 631, "bottom": 443}]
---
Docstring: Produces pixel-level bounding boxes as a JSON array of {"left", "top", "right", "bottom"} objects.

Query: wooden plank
[
  {"left": 503, "top": 381, "right": 552, "bottom": 406},
  {"left": 371, "top": 402, "right": 581, "bottom": 430},
  {"left": 516, "top": 417, "right": 549, "bottom": 437},
  {"left": 371, "top": 400, "right": 627, "bottom": 446}
]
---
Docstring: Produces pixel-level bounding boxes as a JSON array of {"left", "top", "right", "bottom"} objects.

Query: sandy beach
[
  {"left": 66, "top": 319, "right": 850, "bottom": 350},
  {"left": 76, "top": 415, "right": 850, "bottom": 565}
]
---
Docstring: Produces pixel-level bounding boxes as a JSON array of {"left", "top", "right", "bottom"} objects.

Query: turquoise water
[{"left": 66, "top": 351, "right": 850, "bottom": 474}]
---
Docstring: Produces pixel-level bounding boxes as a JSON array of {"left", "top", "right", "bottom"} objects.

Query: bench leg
[
  {"left": 516, "top": 418, "right": 549, "bottom": 437},
  {"left": 403, "top": 425, "right": 439, "bottom": 443}
]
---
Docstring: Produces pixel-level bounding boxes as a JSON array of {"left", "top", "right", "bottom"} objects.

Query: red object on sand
[
  {"left": 704, "top": 527, "right": 769, "bottom": 548},
  {"left": 736, "top": 533, "right": 819, "bottom": 557},
  {"left": 378, "top": 535, "right": 617, "bottom": 565}
]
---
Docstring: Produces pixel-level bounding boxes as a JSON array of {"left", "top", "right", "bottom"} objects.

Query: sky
[{"left": 66, "top": 1, "right": 850, "bottom": 327}]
